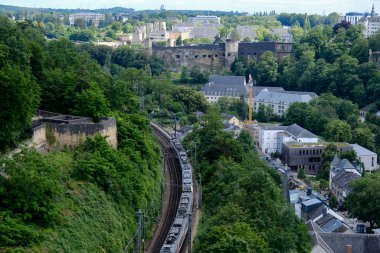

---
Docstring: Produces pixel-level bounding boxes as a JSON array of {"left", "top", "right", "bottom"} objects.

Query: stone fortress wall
[
  {"left": 32, "top": 111, "right": 117, "bottom": 150},
  {"left": 152, "top": 40, "right": 293, "bottom": 72}
]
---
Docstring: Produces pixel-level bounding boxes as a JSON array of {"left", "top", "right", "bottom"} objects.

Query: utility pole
[
  {"left": 188, "top": 212, "right": 192, "bottom": 253},
  {"left": 248, "top": 74, "right": 254, "bottom": 127},
  {"left": 142, "top": 211, "right": 145, "bottom": 252},
  {"left": 194, "top": 144, "right": 197, "bottom": 169},
  {"left": 198, "top": 173, "right": 202, "bottom": 209},
  {"left": 137, "top": 209, "right": 142, "bottom": 253}
]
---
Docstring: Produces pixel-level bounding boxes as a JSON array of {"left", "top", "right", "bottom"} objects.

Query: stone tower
[
  {"left": 224, "top": 39, "right": 239, "bottom": 68},
  {"left": 144, "top": 39, "right": 153, "bottom": 57}
]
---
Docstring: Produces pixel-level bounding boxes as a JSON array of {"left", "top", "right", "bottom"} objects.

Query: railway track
[{"left": 147, "top": 125, "right": 182, "bottom": 253}]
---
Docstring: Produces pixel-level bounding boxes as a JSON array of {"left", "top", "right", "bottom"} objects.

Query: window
[
  {"left": 372, "top": 157, "right": 374, "bottom": 166},
  {"left": 266, "top": 133, "right": 270, "bottom": 139}
]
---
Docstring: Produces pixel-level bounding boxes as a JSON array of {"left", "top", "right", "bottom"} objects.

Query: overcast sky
[{"left": 1, "top": 0, "right": 379, "bottom": 15}]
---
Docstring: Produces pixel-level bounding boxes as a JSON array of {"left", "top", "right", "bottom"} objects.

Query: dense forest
[{"left": 183, "top": 107, "right": 311, "bottom": 252}]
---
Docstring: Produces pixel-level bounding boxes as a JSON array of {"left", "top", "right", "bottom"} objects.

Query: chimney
[
  {"left": 346, "top": 245, "right": 352, "bottom": 253},
  {"left": 322, "top": 207, "right": 327, "bottom": 216}
]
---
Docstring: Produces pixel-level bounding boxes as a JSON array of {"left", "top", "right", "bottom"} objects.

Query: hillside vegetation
[{"left": 0, "top": 15, "right": 163, "bottom": 252}]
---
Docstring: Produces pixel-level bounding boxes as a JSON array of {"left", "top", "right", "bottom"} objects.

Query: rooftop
[
  {"left": 208, "top": 75, "right": 246, "bottom": 86},
  {"left": 332, "top": 170, "right": 361, "bottom": 191},
  {"left": 285, "top": 123, "right": 317, "bottom": 139},
  {"left": 255, "top": 89, "right": 316, "bottom": 104},
  {"left": 284, "top": 142, "right": 325, "bottom": 148},
  {"left": 302, "top": 198, "right": 322, "bottom": 207},
  {"left": 350, "top": 143, "right": 377, "bottom": 156}
]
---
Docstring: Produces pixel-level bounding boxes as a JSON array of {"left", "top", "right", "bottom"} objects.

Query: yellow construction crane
[{"left": 248, "top": 74, "right": 253, "bottom": 126}]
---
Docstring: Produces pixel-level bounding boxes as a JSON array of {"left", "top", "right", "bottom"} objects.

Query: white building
[
  {"left": 69, "top": 13, "right": 105, "bottom": 26},
  {"left": 257, "top": 125, "right": 286, "bottom": 154},
  {"left": 344, "top": 12, "right": 366, "bottom": 25},
  {"left": 254, "top": 89, "right": 317, "bottom": 116},
  {"left": 270, "top": 28, "right": 293, "bottom": 43},
  {"left": 257, "top": 123, "right": 318, "bottom": 154},
  {"left": 350, "top": 144, "right": 378, "bottom": 171},
  {"left": 188, "top": 15, "right": 220, "bottom": 24},
  {"left": 358, "top": 5, "right": 380, "bottom": 38}
]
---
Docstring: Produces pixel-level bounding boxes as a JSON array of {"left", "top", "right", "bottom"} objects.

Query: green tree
[
  {"left": 346, "top": 174, "right": 380, "bottom": 229},
  {"left": 74, "top": 18, "right": 87, "bottom": 29},
  {"left": 69, "top": 30, "right": 94, "bottom": 42},
  {"left": 325, "top": 119, "right": 352, "bottom": 142},
  {"left": 284, "top": 102, "right": 312, "bottom": 127},
  {"left": 180, "top": 66, "right": 190, "bottom": 83},
  {"left": 353, "top": 127, "right": 375, "bottom": 151},
  {"left": 368, "top": 32, "right": 380, "bottom": 51},
  {"left": 329, "top": 195, "right": 338, "bottom": 209},
  {"left": 298, "top": 168, "right": 305, "bottom": 179},
  {"left": 0, "top": 65, "right": 40, "bottom": 150},
  {"left": 229, "top": 29, "right": 241, "bottom": 41},
  {"left": 0, "top": 150, "right": 63, "bottom": 226},
  {"left": 171, "top": 86, "right": 208, "bottom": 113},
  {"left": 73, "top": 82, "right": 110, "bottom": 122},
  {"left": 197, "top": 222, "right": 270, "bottom": 253},
  {"left": 110, "top": 21, "right": 122, "bottom": 32},
  {"left": 123, "top": 23, "right": 134, "bottom": 33},
  {"left": 319, "top": 143, "right": 338, "bottom": 179},
  {"left": 176, "top": 35, "right": 182, "bottom": 46},
  {"left": 256, "top": 51, "right": 278, "bottom": 85},
  {"left": 106, "top": 29, "right": 117, "bottom": 39},
  {"left": 339, "top": 150, "right": 358, "bottom": 163},
  {"left": 351, "top": 38, "right": 369, "bottom": 63}
]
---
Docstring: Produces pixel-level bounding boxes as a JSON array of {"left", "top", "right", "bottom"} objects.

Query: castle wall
[
  {"left": 153, "top": 42, "right": 294, "bottom": 72},
  {"left": 153, "top": 44, "right": 225, "bottom": 72},
  {"left": 32, "top": 117, "right": 118, "bottom": 150},
  {"left": 32, "top": 124, "right": 47, "bottom": 150}
]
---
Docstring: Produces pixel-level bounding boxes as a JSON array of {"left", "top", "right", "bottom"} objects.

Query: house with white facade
[
  {"left": 270, "top": 28, "right": 293, "bottom": 43},
  {"left": 350, "top": 144, "right": 378, "bottom": 171},
  {"left": 358, "top": 5, "right": 380, "bottom": 38},
  {"left": 68, "top": 13, "right": 105, "bottom": 26},
  {"left": 257, "top": 123, "right": 318, "bottom": 154},
  {"left": 344, "top": 12, "right": 366, "bottom": 25},
  {"left": 188, "top": 15, "right": 221, "bottom": 24},
  {"left": 254, "top": 89, "right": 317, "bottom": 116}
]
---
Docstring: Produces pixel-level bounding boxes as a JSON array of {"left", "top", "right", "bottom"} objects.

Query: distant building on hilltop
[
  {"left": 69, "top": 13, "right": 105, "bottom": 26},
  {"left": 189, "top": 15, "right": 221, "bottom": 24},
  {"left": 270, "top": 28, "right": 293, "bottom": 43},
  {"left": 236, "top": 26, "right": 258, "bottom": 41}
]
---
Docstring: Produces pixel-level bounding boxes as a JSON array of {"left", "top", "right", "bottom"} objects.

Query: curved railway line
[{"left": 147, "top": 125, "right": 182, "bottom": 253}]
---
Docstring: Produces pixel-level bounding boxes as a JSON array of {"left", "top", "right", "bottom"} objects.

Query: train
[{"left": 152, "top": 123, "right": 194, "bottom": 253}]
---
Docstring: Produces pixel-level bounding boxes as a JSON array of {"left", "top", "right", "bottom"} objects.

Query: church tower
[{"left": 371, "top": 4, "right": 375, "bottom": 17}]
